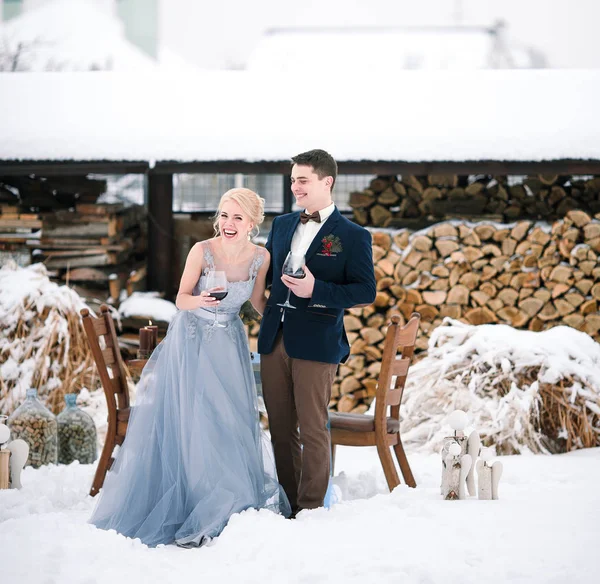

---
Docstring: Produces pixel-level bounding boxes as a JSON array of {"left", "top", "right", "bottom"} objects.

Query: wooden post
[
  {"left": 147, "top": 172, "right": 174, "bottom": 297},
  {"left": 283, "top": 174, "right": 293, "bottom": 214},
  {"left": 0, "top": 450, "right": 10, "bottom": 489}
]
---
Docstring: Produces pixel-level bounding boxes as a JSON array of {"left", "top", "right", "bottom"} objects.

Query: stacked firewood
[
  {"left": 0, "top": 206, "right": 41, "bottom": 267},
  {"left": 350, "top": 175, "right": 600, "bottom": 227},
  {"left": 35, "top": 203, "right": 147, "bottom": 300},
  {"left": 329, "top": 210, "right": 600, "bottom": 414},
  {"left": 0, "top": 175, "right": 146, "bottom": 301}
]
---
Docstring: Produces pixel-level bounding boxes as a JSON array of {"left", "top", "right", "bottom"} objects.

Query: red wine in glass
[
  {"left": 204, "top": 270, "right": 228, "bottom": 327},
  {"left": 209, "top": 291, "right": 228, "bottom": 301},
  {"left": 278, "top": 252, "right": 305, "bottom": 309}
]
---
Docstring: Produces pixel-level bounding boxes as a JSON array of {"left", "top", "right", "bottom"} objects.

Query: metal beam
[
  {"left": 2, "top": 159, "right": 600, "bottom": 176},
  {"left": 0, "top": 160, "right": 149, "bottom": 176},
  {"left": 151, "top": 159, "right": 600, "bottom": 176}
]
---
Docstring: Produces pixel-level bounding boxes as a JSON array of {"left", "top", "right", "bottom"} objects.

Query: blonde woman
[{"left": 90, "top": 188, "right": 290, "bottom": 547}]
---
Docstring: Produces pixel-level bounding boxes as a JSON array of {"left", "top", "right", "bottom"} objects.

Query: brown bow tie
[{"left": 299, "top": 211, "right": 321, "bottom": 224}]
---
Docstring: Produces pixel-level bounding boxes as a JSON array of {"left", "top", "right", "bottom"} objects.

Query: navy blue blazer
[{"left": 258, "top": 208, "right": 376, "bottom": 364}]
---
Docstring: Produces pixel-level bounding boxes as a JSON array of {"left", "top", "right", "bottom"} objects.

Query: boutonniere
[{"left": 319, "top": 234, "right": 343, "bottom": 257}]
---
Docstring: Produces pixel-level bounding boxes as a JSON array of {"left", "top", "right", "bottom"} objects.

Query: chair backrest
[
  {"left": 374, "top": 313, "right": 420, "bottom": 427},
  {"left": 80, "top": 304, "right": 130, "bottom": 416}
]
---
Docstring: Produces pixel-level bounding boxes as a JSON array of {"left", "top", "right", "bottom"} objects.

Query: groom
[{"left": 259, "top": 149, "right": 376, "bottom": 516}]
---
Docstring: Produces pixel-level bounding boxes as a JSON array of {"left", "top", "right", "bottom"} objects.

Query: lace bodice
[{"left": 192, "top": 242, "right": 264, "bottom": 315}]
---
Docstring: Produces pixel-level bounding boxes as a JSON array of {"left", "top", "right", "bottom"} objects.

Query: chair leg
[
  {"left": 90, "top": 436, "right": 115, "bottom": 497},
  {"left": 376, "top": 442, "right": 400, "bottom": 492},
  {"left": 331, "top": 443, "right": 337, "bottom": 474},
  {"left": 394, "top": 438, "right": 416, "bottom": 488}
]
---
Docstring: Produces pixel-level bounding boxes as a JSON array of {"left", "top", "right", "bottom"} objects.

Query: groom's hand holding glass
[{"left": 281, "top": 264, "right": 315, "bottom": 299}]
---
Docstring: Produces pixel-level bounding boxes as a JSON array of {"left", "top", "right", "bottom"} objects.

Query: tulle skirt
[{"left": 89, "top": 308, "right": 290, "bottom": 547}]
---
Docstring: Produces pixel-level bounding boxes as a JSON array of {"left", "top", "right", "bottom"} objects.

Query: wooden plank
[
  {"left": 41, "top": 222, "right": 111, "bottom": 238},
  {"left": 0, "top": 219, "right": 43, "bottom": 229},
  {"left": 75, "top": 203, "right": 124, "bottom": 215},
  {"left": 27, "top": 239, "right": 133, "bottom": 252},
  {"left": 32, "top": 236, "right": 116, "bottom": 246},
  {"left": 63, "top": 266, "right": 128, "bottom": 282},
  {"left": 45, "top": 254, "right": 112, "bottom": 268}
]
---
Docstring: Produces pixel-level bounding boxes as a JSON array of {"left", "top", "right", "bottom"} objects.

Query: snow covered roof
[
  {"left": 0, "top": 0, "right": 159, "bottom": 72},
  {"left": 246, "top": 27, "right": 530, "bottom": 73},
  {"left": 1, "top": 68, "right": 599, "bottom": 164}
]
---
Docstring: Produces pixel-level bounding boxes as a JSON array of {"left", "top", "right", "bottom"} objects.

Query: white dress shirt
[
  {"left": 290, "top": 203, "right": 336, "bottom": 257},
  {"left": 280, "top": 203, "right": 336, "bottom": 320}
]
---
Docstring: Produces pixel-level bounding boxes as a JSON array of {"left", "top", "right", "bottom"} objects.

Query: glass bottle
[
  {"left": 7, "top": 388, "right": 58, "bottom": 468},
  {"left": 57, "top": 393, "right": 97, "bottom": 465}
]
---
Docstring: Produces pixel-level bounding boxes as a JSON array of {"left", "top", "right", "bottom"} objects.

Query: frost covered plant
[
  {"left": 399, "top": 318, "right": 600, "bottom": 454},
  {"left": 0, "top": 261, "right": 98, "bottom": 415}
]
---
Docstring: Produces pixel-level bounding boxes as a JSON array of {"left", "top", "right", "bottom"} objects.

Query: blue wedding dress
[{"left": 89, "top": 243, "right": 290, "bottom": 547}]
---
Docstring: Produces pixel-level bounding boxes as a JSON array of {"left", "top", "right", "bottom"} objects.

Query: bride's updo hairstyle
[{"left": 213, "top": 188, "right": 265, "bottom": 239}]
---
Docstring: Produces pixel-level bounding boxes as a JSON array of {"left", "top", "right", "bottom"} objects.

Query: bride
[{"left": 89, "top": 188, "right": 290, "bottom": 547}]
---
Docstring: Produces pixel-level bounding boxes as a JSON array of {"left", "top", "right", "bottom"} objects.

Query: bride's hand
[{"left": 197, "top": 290, "right": 220, "bottom": 308}]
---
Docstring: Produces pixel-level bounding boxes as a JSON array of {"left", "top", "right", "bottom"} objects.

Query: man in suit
[{"left": 259, "top": 149, "right": 376, "bottom": 516}]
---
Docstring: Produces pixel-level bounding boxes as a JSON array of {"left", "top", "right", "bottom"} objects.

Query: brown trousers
[{"left": 261, "top": 332, "right": 338, "bottom": 512}]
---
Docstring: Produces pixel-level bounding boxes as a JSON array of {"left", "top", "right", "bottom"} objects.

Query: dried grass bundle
[
  {"left": 399, "top": 318, "right": 600, "bottom": 454},
  {"left": 0, "top": 261, "right": 98, "bottom": 415}
]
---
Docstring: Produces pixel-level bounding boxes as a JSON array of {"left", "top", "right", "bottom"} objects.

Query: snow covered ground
[{"left": 1, "top": 446, "right": 598, "bottom": 584}]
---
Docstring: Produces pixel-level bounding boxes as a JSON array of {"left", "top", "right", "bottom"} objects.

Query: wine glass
[
  {"left": 204, "top": 270, "right": 228, "bottom": 328},
  {"left": 277, "top": 252, "right": 306, "bottom": 310}
]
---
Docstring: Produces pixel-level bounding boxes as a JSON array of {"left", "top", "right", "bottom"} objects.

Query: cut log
[
  {"left": 344, "top": 315, "right": 363, "bottom": 332},
  {"left": 435, "top": 239, "right": 460, "bottom": 258},
  {"left": 377, "top": 188, "right": 400, "bottom": 206},
  {"left": 412, "top": 234, "right": 433, "bottom": 252},
  {"left": 566, "top": 209, "right": 591, "bottom": 227},
  {"left": 538, "top": 302, "right": 560, "bottom": 322},
  {"left": 518, "top": 297, "right": 544, "bottom": 318},
  {"left": 497, "top": 306, "right": 529, "bottom": 327},
  {"left": 511, "top": 221, "right": 532, "bottom": 241},
  {"left": 584, "top": 314, "right": 600, "bottom": 336},
  {"left": 440, "top": 304, "right": 462, "bottom": 319},
  {"left": 432, "top": 265, "right": 450, "bottom": 277},
  {"left": 370, "top": 205, "right": 393, "bottom": 227},
  {"left": 549, "top": 265, "right": 574, "bottom": 284},
  {"left": 464, "top": 306, "right": 498, "bottom": 325},
  {"left": 472, "top": 224, "right": 496, "bottom": 241},
  {"left": 415, "top": 304, "right": 439, "bottom": 322},
  {"left": 433, "top": 223, "right": 459, "bottom": 238},
  {"left": 340, "top": 376, "right": 362, "bottom": 395},
  {"left": 349, "top": 191, "right": 376, "bottom": 209},
  {"left": 554, "top": 298, "right": 576, "bottom": 317},
  {"left": 447, "top": 285, "right": 470, "bottom": 305},
  {"left": 470, "top": 290, "right": 490, "bottom": 307},
  {"left": 337, "top": 395, "right": 359, "bottom": 413},
  {"left": 374, "top": 291, "right": 392, "bottom": 307},
  {"left": 405, "top": 289, "right": 423, "bottom": 304},
  {"left": 497, "top": 288, "right": 518, "bottom": 306},
  {"left": 430, "top": 277, "right": 450, "bottom": 291},
  {"left": 393, "top": 231, "right": 410, "bottom": 249},
  {"left": 458, "top": 272, "right": 480, "bottom": 290},
  {"left": 562, "top": 313, "right": 585, "bottom": 330},
  {"left": 360, "top": 327, "right": 384, "bottom": 345},
  {"left": 422, "top": 290, "right": 447, "bottom": 305}
]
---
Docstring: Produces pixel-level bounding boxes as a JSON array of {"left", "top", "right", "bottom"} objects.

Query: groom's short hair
[{"left": 291, "top": 149, "right": 337, "bottom": 191}]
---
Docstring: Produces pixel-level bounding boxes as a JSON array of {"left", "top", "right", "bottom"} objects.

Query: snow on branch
[{"left": 399, "top": 318, "right": 600, "bottom": 454}]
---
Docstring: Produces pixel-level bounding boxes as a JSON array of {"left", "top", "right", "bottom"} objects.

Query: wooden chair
[
  {"left": 330, "top": 313, "right": 420, "bottom": 491},
  {"left": 80, "top": 304, "right": 131, "bottom": 496}
]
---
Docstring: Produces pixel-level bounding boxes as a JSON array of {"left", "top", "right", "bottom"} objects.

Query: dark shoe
[{"left": 175, "top": 535, "right": 212, "bottom": 548}]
